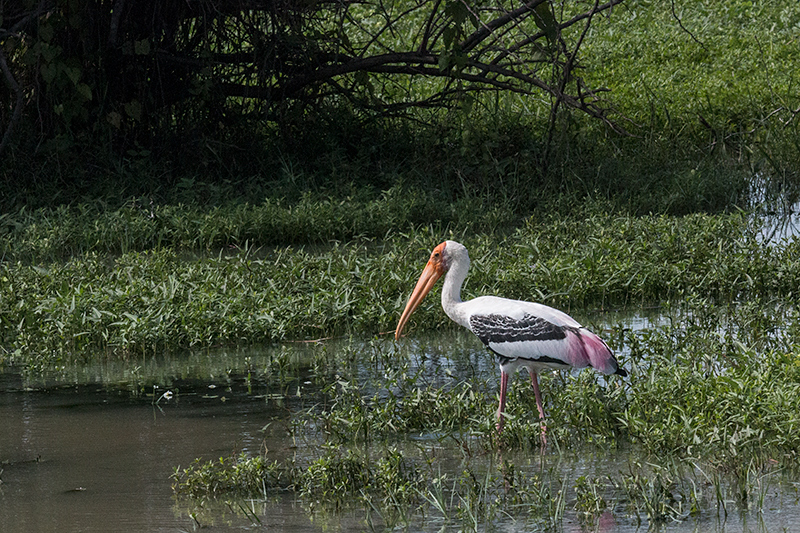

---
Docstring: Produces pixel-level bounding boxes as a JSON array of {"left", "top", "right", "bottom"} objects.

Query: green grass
[
  {"left": 0, "top": 187, "right": 514, "bottom": 262},
  {"left": 169, "top": 292, "right": 800, "bottom": 528},
  {"left": 2, "top": 211, "right": 798, "bottom": 371}
]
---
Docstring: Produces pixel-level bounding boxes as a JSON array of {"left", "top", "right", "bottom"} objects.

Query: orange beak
[{"left": 395, "top": 244, "right": 447, "bottom": 340}]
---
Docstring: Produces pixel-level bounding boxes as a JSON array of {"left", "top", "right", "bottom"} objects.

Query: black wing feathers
[{"left": 469, "top": 313, "right": 566, "bottom": 346}]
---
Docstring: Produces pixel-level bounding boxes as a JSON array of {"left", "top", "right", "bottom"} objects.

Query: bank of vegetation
[
  {"left": 1, "top": 1, "right": 799, "bottom": 216},
  {"left": 2, "top": 0, "right": 800, "bottom": 528},
  {"left": 1, "top": 212, "right": 798, "bottom": 371}
]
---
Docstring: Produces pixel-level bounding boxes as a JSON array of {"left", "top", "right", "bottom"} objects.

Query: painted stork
[{"left": 394, "top": 240, "right": 627, "bottom": 445}]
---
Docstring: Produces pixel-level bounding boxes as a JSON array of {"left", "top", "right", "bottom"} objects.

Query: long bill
[{"left": 394, "top": 262, "right": 444, "bottom": 340}]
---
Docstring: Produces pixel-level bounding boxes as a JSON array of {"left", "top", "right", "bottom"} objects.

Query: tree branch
[{"left": 0, "top": 47, "right": 25, "bottom": 158}]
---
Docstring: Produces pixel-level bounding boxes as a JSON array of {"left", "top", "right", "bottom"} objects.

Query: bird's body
[{"left": 395, "top": 240, "right": 626, "bottom": 445}]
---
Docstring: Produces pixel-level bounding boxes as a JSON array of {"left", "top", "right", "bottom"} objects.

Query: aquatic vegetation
[
  {"left": 2, "top": 212, "right": 798, "bottom": 372},
  {"left": 173, "top": 439, "right": 798, "bottom": 531},
  {"left": 3, "top": 190, "right": 800, "bottom": 530},
  {"left": 617, "top": 297, "right": 800, "bottom": 459},
  {"left": 167, "top": 289, "right": 800, "bottom": 529},
  {"left": 172, "top": 453, "right": 289, "bottom": 499}
]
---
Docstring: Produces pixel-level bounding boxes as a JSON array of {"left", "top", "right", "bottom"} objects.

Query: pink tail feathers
[{"left": 567, "top": 328, "right": 625, "bottom": 376}]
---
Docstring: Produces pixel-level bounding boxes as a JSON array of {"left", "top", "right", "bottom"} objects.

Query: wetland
[
  {"left": 3, "top": 308, "right": 800, "bottom": 532},
  {"left": 3, "top": 2, "right": 800, "bottom": 530}
]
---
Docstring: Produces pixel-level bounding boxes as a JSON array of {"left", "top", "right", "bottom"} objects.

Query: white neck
[{"left": 441, "top": 246, "right": 470, "bottom": 328}]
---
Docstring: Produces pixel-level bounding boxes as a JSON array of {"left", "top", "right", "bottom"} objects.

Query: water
[
  {"left": 2, "top": 325, "right": 800, "bottom": 532},
  {"left": 0, "top": 372, "right": 303, "bottom": 532},
  {"left": 757, "top": 208, "right": 800, "bottom": 246},
  {"left": 751, "top": 180, "right": 800, "bottom": 246}
]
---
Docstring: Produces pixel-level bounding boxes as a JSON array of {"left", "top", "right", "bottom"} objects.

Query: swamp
[{"left": 3, "top": 0, "right": 800, "bottom": 532}]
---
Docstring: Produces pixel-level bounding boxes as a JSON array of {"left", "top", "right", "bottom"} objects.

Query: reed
[{"left": 2, "top": 211, "right": 797, "bottom": 371}]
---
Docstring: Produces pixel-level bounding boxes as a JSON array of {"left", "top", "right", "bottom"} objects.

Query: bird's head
[{"left": 394, "top": 241, "right": 455, "bottom": 340}]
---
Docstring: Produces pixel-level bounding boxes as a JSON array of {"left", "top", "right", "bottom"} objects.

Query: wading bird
[{"left": 395, "top": 241, "right": 627, "bottom": 446}]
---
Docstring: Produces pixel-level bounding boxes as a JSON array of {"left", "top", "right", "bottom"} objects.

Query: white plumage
[{"left": 395, "top": 240, "right": 626, "bottom": 445}]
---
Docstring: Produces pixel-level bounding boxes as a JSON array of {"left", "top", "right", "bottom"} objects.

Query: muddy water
[
  {"left": 0, "top": 371, "right": 306, "bottom": 532},
  {"left": 2, "top": 327, "right": 800, "bottom": 532}
]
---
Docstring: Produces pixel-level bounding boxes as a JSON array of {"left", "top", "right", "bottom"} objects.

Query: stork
[{"left": 394, "top": 240, "right": 627, "bottom": 446}]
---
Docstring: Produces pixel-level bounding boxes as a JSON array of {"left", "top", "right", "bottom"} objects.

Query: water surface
[
  {"left": 2, "top": 324, "right": 799, "bottom": 532},
  {"left": 0, "top": 371, "right": 300, "bottom": 532}
]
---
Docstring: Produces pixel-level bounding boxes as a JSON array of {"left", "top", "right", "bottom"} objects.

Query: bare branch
[
  {"left": 460, "top": 0, "right": 548, "bottom": 53},
  {"left": 0, "top": 0, "right": 633, "bottom": 148},
  {"left": 670, "top": 0, "right": 708, "bottom": 52},
  {"left": 0, "top": 47, "right": 24, "bottom": 157}
]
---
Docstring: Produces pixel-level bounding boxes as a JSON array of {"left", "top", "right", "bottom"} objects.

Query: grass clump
[
  {"left": 2, "top": 211, "right": 798, "bottom": 372},
  {"left": 173, "top": 446, "right": 424, "bottom": 518},
  {"left": 173, "top": 445, "right": 572, "bottom": 530},
  {"left": 172, "top": 453, "right": 289, "bottom": 499},
  {"left": 618, "top": 299, "right": 800, "bottom": 460}
]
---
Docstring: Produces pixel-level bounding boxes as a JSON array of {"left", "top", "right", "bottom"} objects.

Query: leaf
[
  {"left": 41, "top": 63, "right": 57, "bottom": 84},
  {"left": 40, "top": 43, "right": 61, "bottom": 62},
  {"left": 65, "top": 66, "right": 81, "bottom": 85},
  {"left": 134, "top": 39, "right": 151, "bottom": 55},
  {"left": 453, "top": 50, "right": 467, "bottom": 70},
  {"left": 445, "top": 1, "right": 469, "bottom": 25},
  {"left": 77, "top": 83, "right": 93, "bottom": 101},
  {"left": 39, "top": 23, "right": 54, "bottom": 43},
  {"left": 106, "top": 111, "right": 122, "bottom": 129},
  {"left": 443, "top": 26, "right": 457, "bottom": 49},
  {"left": 124, "top": 100, "right": 142, "bottom": 121},
  {"left": 533, "top": 1, "right": 558, "bottom": 43},
  {"left": 354, "top": 70, "right": 370, "bottom": 86},
  {"left": 460, "top": 94, "right": 474, "bottom": 114}
]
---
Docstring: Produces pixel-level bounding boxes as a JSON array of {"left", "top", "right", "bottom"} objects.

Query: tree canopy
[{"left": 1, "top": 0, "right": 625, "bottom": 157}]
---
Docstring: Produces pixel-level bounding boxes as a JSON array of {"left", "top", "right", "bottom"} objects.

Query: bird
[{"left": 394, "top": 240, "right": 627, "bottom": 446}]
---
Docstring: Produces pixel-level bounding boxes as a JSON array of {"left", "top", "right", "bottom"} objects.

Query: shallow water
[
  {"left": 2, "top": 325, "right": 800, "bottom": 532},
  {"left": 0, "top": 371, "right": 308, "bottom": 532},
  {"left": 755, "top": 198, "right": 800, "bottom": 246}
]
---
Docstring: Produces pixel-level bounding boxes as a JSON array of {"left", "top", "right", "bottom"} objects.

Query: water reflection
[
  {"left": 757, "top": 209, "right": 800, "bottom": 245},
  {"left": 0, "top": 378, "right": 298, "bottom": 532},
  {"left": 2, "top": 319, "right": 800, "bottom": 532}
]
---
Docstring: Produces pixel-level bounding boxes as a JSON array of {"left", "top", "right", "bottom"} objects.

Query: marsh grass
[
  {"left": 0, "top": 187, "right": 517, "bottom": 262},
  {"left": 4, "top": 196, "right": 800, "bottom": 529},
  {"left": 173, "top": 439, "right": 798, "bottom": 531},
  {"left": 166, "top": 288, "right": 800, "bottom": 529},
  {"left": 3, "top": 211, "right": 798, "bottom": 371}
]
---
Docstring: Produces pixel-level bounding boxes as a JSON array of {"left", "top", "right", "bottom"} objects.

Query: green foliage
[
  {"left": 619, "top": 299, "right": 800, "bottom": 459},
  {"left": 0, "top": 187, "right": 513, "bottom": 261},
  {"left": 4, "top": 1, "right": 800, "bottom": 220},
  {"left": 583, "top": 0, "right": 800, "bottom": 193},
  {"left": 2, "top": 211, "right": 798, "bottom": 371},
  {"left": 172, "top": 453, "right": 288, "bottom": 499},
  {"left": 573, "top": 475, "right": 607, "bottom": 521}
]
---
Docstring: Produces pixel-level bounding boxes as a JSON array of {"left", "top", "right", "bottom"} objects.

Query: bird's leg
[
  {"left": 496, "top": 370, "right": 509, "bottom": 433},
  {"left": 530, "top": 371, "right": 547, "bottom": 448}
]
